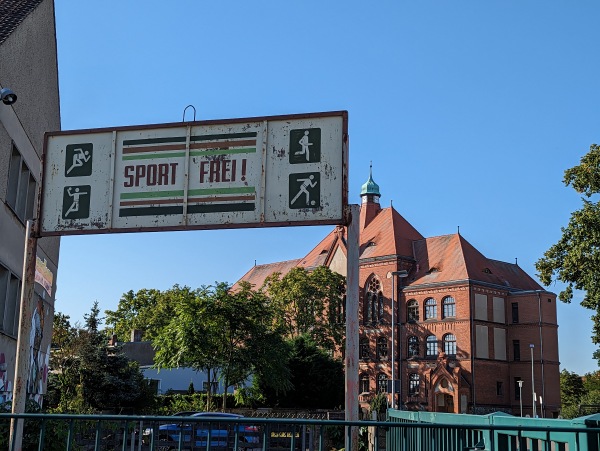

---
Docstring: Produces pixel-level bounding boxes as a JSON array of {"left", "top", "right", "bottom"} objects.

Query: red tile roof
[
  {"left": 234, "top": 259, "right": 302, "bottom": 291},
  {"left": 235, "top": 204, "right": 542, "bottom": 293}
]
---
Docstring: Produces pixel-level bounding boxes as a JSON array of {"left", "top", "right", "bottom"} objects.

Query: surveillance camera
[{"left": 0, "top": 88, "right": 17, "bottom": 105}]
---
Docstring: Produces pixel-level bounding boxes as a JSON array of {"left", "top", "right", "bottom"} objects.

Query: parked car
[{"left": 142, "top": 412, "right": 259, "bottom": 450}]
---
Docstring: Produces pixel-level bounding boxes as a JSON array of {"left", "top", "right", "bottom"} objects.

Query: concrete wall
[{"left": 0, "top": 0, "right": 61, "bottom": 406}]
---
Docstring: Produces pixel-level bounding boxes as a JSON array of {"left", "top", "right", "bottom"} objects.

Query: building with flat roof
[{"left": 237, "top": 168, "right": 560, "bottom": 416}]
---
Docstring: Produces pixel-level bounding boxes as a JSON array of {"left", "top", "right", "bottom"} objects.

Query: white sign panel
[{"left": 40, "top": 112, "right": 348, "bottom": 235}]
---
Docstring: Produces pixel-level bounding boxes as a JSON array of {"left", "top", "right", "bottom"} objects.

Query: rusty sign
[{"left": 39, "top": 111, "right": 348, "bottom": 236}]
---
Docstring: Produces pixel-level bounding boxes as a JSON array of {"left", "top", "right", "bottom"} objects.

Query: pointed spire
[{"left": 360, "top": 161, "right": 381, "bottom": 197}]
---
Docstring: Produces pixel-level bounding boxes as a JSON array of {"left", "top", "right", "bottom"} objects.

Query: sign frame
[{"left": 38, "top": 111, "right": 348, "bottom": 237}]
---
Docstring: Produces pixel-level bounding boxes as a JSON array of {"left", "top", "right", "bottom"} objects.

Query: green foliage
[
  {"left": 536, "top": 144, "right": 600, "bottom": 363},
  {"left": 49, "top": 303, "right": 156, "bottom": 413},
  {"left": 264, "top": 266, "right": 346, "bottom": 351},
  {"left": 0, "top": 400, "right": 70, "bottom": 450},
  {"left": 560, "top": 370, "right": 586, "bottom": 418},
  {"left": 369, "top": 392, "right": 389, "bottom": 419},
  {"left": 258, "top": 335, "right": 344, "bottom": 409}
]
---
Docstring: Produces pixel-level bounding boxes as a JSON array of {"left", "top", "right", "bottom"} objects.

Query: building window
[
  {"left": 7, "top": 144, "right": 37, "bottom": 223},
  {"left": 376, "top": 337, "right": 388, "bottom": 359},
  {"left": 377, "top": 373, "right": 388, "bottom": 394},
  {"left": 443, "top": 333, "right": 457, "bottom": 356},
  {"left": 511, "top": 302, "right": 519, "bottom": 323},
  {"left": 408, "top": 336, "right": 420, "bottom": 358},
  {"left": 407, "top": 299, "right": 419, "bottom": 322},
  {"left": 513, "top": 340, "right": 520, "bottom": 361},
  {"left": 0, "top": 264, "right": 21, "bottom": 336},
  {"left": 360, "top": 373, "right": 370, "bottom": 394},
  {"left": 442, "top": 296, "right": 456, "bottom": 319},
  {"left": 426, "top": 335, "right": 437, "bottom": 357},
  {"left": 360, "top": 338, "right": 370, "bottom": 360},
  {"left": 364, "top": 277, "right": 383, "bottom": 325},
  {"left": 496, "top": 381, "right": 503, "bottom": 396},
  {"left": 424, "top": 298, "right": 437, "bottom": 320},
  {"left": 409, "top": 373, "right": 420, "bottom": 395}
]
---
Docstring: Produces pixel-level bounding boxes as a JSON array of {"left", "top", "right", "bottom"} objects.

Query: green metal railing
[
  {"left": 388, "top": 410, "right": 600, "bottom": 450},
  {"left": 1, "top": 411, "right": 600, "bottom": 451}
]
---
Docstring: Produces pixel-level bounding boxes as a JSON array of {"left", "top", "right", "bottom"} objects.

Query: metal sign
[{"left": 39, "top": 111, "right": 348, "bottom": 236}]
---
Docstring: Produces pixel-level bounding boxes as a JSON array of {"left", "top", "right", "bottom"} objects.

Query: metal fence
[{"left": 2, "top": 411, "right": 600, "bottom": 451}]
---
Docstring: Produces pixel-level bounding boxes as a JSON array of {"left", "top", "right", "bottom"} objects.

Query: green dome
[{"left": 360, "top": 164, "right": 380, "bottom": 197}]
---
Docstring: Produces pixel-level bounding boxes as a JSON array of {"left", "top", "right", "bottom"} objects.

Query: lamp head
[{"left": 0, "top": 88, "right": 17, "bottom": 105}]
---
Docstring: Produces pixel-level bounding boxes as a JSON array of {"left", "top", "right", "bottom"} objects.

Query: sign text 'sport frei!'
[{"left": 39, "top": 111, "right": 348, "bottom": 235}]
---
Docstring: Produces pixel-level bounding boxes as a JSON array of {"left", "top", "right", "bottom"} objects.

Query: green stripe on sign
[
  {"left": 121, "top": 190, "right": 185, "bottom": 200},
  {"left": 191, "top": 132, "right": 257, "bottom": 141},
  {"left": 188, "top": 187, "right": 255, "bottom": 196},
  {"left": 123, "top": 137, "right": 187, "bottom": 146},
  {"left": 123, "top": 152, "right": 186, "bottom": 161},
  {"left": 190, "top": 148, "right": 256, "bottom": 157}
]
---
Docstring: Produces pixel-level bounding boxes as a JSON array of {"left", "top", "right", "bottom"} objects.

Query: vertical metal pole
[
  {"left": 390, "top": 275, "right": 395, "bottom": 409},
  {"left": 518, "top": 381, "right": 523, "bottom": 417},
  {"left": 345, "top": 204, "right": 359, "bottom": 451},
  {"left": 10, "top": 219, "right": 38, "bottom": 451},
  {"left": 530, "top": 344, "right": 536, "bottom": 418}
]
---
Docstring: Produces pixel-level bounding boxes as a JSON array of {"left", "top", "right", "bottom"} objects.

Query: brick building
[{"left": 237, "top": 168, "right": 560, "bottom": 417}]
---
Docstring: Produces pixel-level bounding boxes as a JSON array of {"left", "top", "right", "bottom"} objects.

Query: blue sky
[{"left": 53, "top": 1, "right": 600, "bottom": 374}]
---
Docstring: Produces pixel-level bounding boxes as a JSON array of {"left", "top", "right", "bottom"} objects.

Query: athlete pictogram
[
  {"left": 66, "top": 148, "right": 91, "bottom": 175},
  {"left": 63, "top": 186, "right": 88, "bottom": 217},
  {"left": 295, "top": 130, "right": 313, "bottom": 162}
]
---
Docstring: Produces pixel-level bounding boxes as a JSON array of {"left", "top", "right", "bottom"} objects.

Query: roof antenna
[
  {"left": 390, "top": 199, "right": 393, "bottom": 208},
  {"left": 457, "top": 225, "right": 460, "bottom": 235},
  {"left": 254, "top": 259, "right": 257, "bottom": 266},
  {"left": 182, "top": 105, "right": 197, "bottom": 122},
  {"left": 515, "top": 258, "right": 518, "bottom": 265}
]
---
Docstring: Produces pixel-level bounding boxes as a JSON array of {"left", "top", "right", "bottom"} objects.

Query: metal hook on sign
[{"left": 182, "top": 105, "right": 197, "bottom": 122}]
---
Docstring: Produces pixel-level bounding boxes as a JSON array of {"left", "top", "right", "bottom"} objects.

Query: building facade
[
  {"left": 0, "top": 0, "right": 61, "bottom": 405},
  {"left": 238, "top": 169, "right": 560, "bottom": 417}
]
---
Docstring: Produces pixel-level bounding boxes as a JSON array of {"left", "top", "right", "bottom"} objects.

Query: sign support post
[
  {"left": 10, "top": 219, "right": 38, "bottom": 451},
  {"left": 345, "top": 204, "right": 359, "bottom": 451}
]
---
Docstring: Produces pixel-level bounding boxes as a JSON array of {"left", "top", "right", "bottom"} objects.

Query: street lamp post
[
  {"left": 387, "top": 270, "right": 408, "bottom": 410},
  {"left": 530, "top": 344, "right": 537, "bottom": 418},
  {"left": 518, "top": 380, "right": 523, "bottom": 417}
]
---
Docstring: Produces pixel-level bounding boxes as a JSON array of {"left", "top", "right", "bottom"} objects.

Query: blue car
[{"left": 143, "top": 412, "right": 260, "bottom": 450}]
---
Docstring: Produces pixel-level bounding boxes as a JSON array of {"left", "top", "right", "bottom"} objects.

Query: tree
[
  {"left": 257, "top": 335, "right": 344, "bottom": 409},
  {"left": 263, "top": 266, "right": 346, "bottom": 351},
  {"left": 560, "top": 369, "right": 585, "bottom": 418},
  {"left": 104, "top": 286, "right": 183, "bottom": 342},
  {"left": 48, "top": 303, "right": 155, "bottom": 413},
  {"left": 153, "top": 283, "right": 291, "bottom": 410},
  {"left": 536, "top": 144, "right": 600, "bottom": 362}
]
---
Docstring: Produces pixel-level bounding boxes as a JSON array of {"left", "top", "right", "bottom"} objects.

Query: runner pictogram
[
  {"left": 65, "top": 143, "right": 93, "bottom": 177},
  {"left": 289, "top": 128, "right": 321, "bottom": 164},
  {"left": 62, "top": 185, "right": 91, "bottom": 219},
  {"left": 289, "top": 172, "right": 320, "bottom": 209}
]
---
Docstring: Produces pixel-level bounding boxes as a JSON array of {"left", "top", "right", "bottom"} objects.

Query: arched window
[
  {"left": 408, "top": 373, "right": 420, "bottom": 395},
  {"left": 424, "top": 298, "right": 437, "bottom": 320},
  {"left": 407, "top": 299, "right": 419, "bottom": 322},
  {"left": 359, "top": 373, "right": 370, "bottom": 394},
  {"left": 364, "top": 277, "right": 383, "bottom": 325},
  {"left": 376, "top": 337, "right": 388, "bottom": 359},
  {"left": 442, "top": 296, "right": 456, "bottom": 319},
  {"left": 359, "top": 338, "right": 370, "bottom": 360},
  {"left": 377, "top": 373, "right": 388, "bottom": 394},
  {"left": 408, "top": 336, "right": 420, "bottom": 357},
  {"left": 443, "top": 333, "right": 457, "bottom": 356},
  {"left": 426, "top": 335, "right": 438, "bottom": 357}
]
